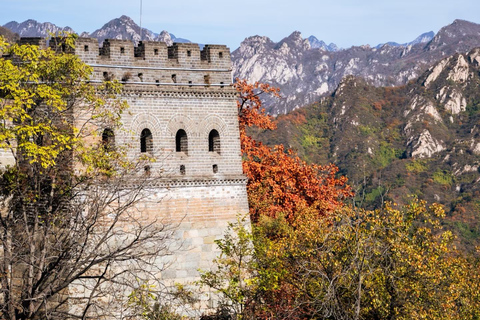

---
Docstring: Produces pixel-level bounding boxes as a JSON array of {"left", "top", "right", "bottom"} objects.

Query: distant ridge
[
  {"left": 4, "top": 17, "right": 480, "bottom": 115},
  {"left": 2, "top": 16, "right": 192, "bottom": 46},
  {"left": 375, "top": 31, "right": 435, "bottom": 48},
  {"left": 232, "top": 19, "right": 480, "bottom": 114},
  {"left": 4, "top": 19, "right": 74, "bottom": 37},
  {"left": 0, "top": 26, "right": 19, "bottom": 43}
]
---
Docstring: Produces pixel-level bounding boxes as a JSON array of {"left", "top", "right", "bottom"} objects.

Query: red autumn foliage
[
  {"left": 235, "top": 79, "right": 352, "bottom": 223},
  {"left": 277, "top": 109, "right": 308, "bottom": 125}
]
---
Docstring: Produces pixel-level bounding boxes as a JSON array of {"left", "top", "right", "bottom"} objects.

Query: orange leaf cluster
[{"left": 235, "top": 79, "right": 352, "bottom": 223}]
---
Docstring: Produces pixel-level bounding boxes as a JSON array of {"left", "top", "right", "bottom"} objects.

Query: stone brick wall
[
  {"left": 79, "top": 37, "right": 248, "bottom": 284},
  {"left": 73, "top": 38, "right": 232, "bottom": 87},
  {"left": 6, "top": 37, "right": 249, "bottom": 315}
]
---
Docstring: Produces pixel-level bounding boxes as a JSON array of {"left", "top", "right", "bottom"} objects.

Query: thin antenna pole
[{"left": 139, "top": 0, "right": 143, "bottom": 41}]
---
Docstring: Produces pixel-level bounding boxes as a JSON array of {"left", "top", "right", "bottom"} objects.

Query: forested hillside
[{"left": 253, "top": 48, "right": 480, "bottom": 248}]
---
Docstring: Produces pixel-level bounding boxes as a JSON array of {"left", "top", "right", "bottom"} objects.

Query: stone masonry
[{"left": 7, "top": 37, "right": 250, "bottom": 312}]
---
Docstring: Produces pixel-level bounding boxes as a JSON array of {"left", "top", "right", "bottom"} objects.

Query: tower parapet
[{"left": 68, "top": 38, "right": 233, "bottom": 88}]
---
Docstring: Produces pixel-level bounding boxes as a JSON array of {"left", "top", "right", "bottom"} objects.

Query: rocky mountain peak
[
  {"left": 375, "top": 30, "right": 434, "bottom": 48},
  {"left": 89, "top": 16, "right": 156, "bottom": 43},
  {"left": 427, "top": 19, "right": 480, "bottom": 52},
  {"left": 233, "top": 35, "right": 275, "bottom": 58},
  {"left": 308, "top": 36, "right": 339, "bottom": 51},
  {"left": 277, "top": 31, "right": 310, "bottom": 52},
  {"left": 4, "top": 19, "right": 74, "bottom": 37},
  {"left": 400, "top": 49, "right": 480, "bottom": 158},
  {"left": 409, "top": 31, "right": 435, "bottom": 45},
  {"left": 242, "top": 35, "right": 274, "bottom": 46},
  {"left": 286, "top": 31, "right": 303, "bottom": 41},
  {"left": 3, "top": 16, "right": 192, "bottom": 47},
  {"left": 156, "top": 30, "right": 173, "bottom": 46},
  {"left": 118, "top": 15, "right": 135, "bottom": 24}
]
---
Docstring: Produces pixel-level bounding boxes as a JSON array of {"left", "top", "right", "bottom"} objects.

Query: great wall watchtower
[
  {"left": 84, "top": 37, "right": 249, "bottom": 282},
  {"left": 11, "top": 37, "right": 249, "bottom": 294}
]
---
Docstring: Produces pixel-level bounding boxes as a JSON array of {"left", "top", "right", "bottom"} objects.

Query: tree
[
  {"left": 0, "top": 36, "right": 172, "bottom": 319},
  {"left": 254, "top": 200, "right": 480, "bottom": 320},
  {"left": 235, "top": 79, "right": 352, "bottom": 223},
  {"left": 202, "top": 200, "right": 480, "bottom": 320},
  {"left": 198, "top": 216, "right": 258, "bottom": 320}
]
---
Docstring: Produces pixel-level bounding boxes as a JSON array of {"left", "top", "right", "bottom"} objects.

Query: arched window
[
  {"left": 140, "top": 128, "right": 153, "bottom": 153},
  {"left": 208, "top": 129, "right": 220, "bottom": 153},
  {"left": 176, "top": 129, "right": 188, "bottom": 154},
  {"left": 102, "top": 128, "right": 115, "bottom": 151}
]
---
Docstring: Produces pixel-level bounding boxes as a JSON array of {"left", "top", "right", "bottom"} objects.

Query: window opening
[
  {"left": 154, "top": 48, "right": 159, "bottom": 55},
  {"left": 102, "top": 128, "right": 115, "bottom": 151},
  {"left": 120, "top": 47, "right": 125, "bottom": 54},
  {"left": 140, "top": 128, "right": 153, "bottom": 153},
  {"left": 213, "top": 164, "right": 218, "bottom": 173},
  {"left": 176, "top": 129, "right": 188, "bottom": 154},
  {"left": 103, "top": 72, "right": 113, "bottom": 81},
  {"left": 208, "top": 129, "right": 220, "bottom": 153},
  {"left": 180, "top": 165, "right": 186, "bottom": 175},
  {"left": 121, "top": 72, "right": 132, "bottom": 82}
]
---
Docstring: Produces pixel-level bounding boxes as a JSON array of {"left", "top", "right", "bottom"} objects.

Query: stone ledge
[{"left": 125, "top": 176, "right": 248, "bottom": 188}]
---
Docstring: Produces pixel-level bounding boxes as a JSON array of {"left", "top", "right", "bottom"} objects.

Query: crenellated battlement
[
  {"left": 19, "top": 37, "right": 231, "bottom": 68},
  {"left": 77, "top": 38, "right": 230, "bottom": 67},
  {"left": 18, "top": 37, "right": 233, "bottom": 88}
]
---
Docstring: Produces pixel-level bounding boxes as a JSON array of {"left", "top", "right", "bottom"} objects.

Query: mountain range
[
  {"left": 5, "top": 16, "right": 480, "bottom": 115},
  {"left": 374, "top": 31, "right": 435, "bottom": 48},
  {"left": 233, "top": 19, "right": 480, "bottom": 114},
  {"left": 2, "top": 15, "right": 190, "bottom": 46}
]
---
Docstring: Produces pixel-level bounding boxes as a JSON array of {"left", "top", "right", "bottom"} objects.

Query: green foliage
[
  {"left": 198, "top": 215, "right": 257, "bottom": 320},
  {"left": 433, "top": 169, "right": 454, "bottom": 186},
  {"left": 466, "top": 101, "right": 480, "bottom": 116},
  {"left": 358, "top": 125, "right": 377, "bottom": 136},
  {"left": 202, "top": 201, "right": 480, "bottom": 319},
  {"left": 128, "top": 283, "right": 187, "bottom": 320},
  {"left": 406, "top": 159, "right": 429, "bottom": 173},
  {"left": 300, "top": 132, "right": 321, "bottom": 149},
  {"left": 451, "top": 221, "right": 480, "bottom": 242},
  {"left": 365, "top": 186, "right": 385, "bottom": 203},
  {"left": 373, "top": 141, "right": 401, "bottom": 168}
]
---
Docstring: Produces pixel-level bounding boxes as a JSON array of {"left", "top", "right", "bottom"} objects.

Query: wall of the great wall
[
  {"left": 77, "top": 37, "right": 249, "bottom": 288},
  {"left": 4, "top": 37, "right": 250, "bottom": 315}
]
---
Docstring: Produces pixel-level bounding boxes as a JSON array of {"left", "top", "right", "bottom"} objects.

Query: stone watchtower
[
  {"left": 1, "top": 37, "right": 248, "bottom": 316},
  {"left": 74, "top": 38, "right": 249, "bottom": 285}
]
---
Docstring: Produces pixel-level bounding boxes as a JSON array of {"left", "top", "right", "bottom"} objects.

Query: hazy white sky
[{"left": 1, "top": 0, "right": 479, "bottom": 50}]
